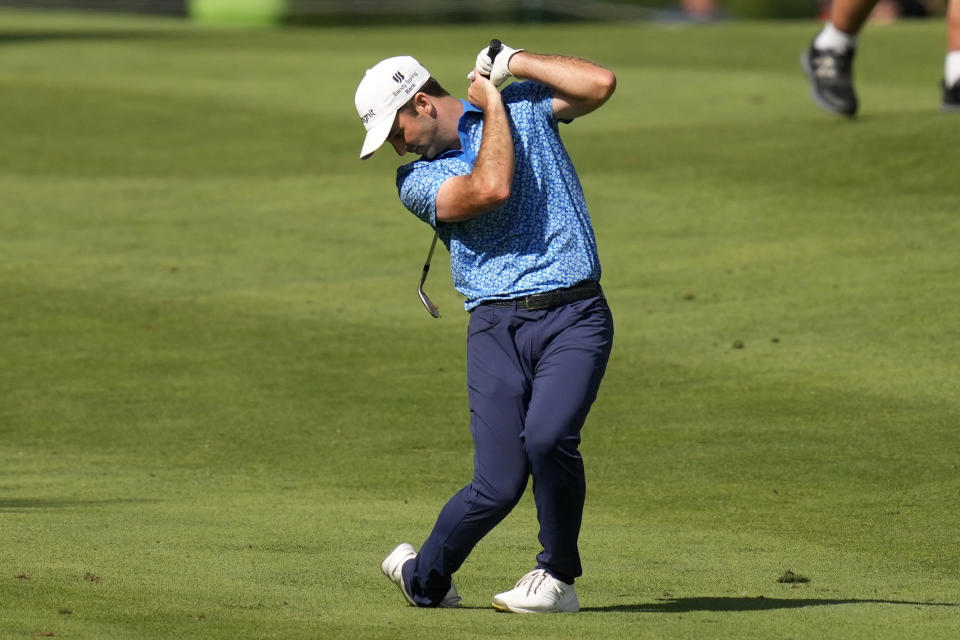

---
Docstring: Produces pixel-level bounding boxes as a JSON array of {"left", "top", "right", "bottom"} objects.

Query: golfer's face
[{"left": 387, "top": 109, "right": 439, "bottom": 160}]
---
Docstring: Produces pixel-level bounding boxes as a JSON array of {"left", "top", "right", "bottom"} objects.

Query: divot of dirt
[{"left": 777, "top": 570, "right": 810, "bottom": 584}]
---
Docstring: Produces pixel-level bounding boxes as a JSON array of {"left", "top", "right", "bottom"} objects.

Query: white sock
[
  {"left": 814, "top": 23, "right": 858, "bottom": 53},
  {"left": 946, "top": 51, "right": 960, "bottom": 86}
]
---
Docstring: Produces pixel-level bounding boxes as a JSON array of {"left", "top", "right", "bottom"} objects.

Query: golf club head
[
  {"left": 417, "top": 284, "right": 440, "bottom": 318},
  {"left": 416, "top": 231, "right": 441, "bottom": 318}
]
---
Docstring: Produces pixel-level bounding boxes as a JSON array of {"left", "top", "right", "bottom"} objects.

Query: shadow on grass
[
  {"left": 584, "top": 596, "right": 959, "bottom": 613},
  {"left": 0, "top": 31, "right": 175, "bottom": 45},
  {"left": 0, "top": 498, "right": 158, "bottom": 512}
]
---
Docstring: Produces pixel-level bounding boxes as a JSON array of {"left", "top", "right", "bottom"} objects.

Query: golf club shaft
[{"left": 420, "top": 231, "right": 439, "bottom": 283}]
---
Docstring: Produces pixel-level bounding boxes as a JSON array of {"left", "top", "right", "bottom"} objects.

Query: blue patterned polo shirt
[{"left": 396, "top": 81, "right": 601, "bottom": 310}]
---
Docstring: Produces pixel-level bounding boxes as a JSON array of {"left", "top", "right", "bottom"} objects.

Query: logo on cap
[{"left": 392, "top": 71, "right": 405, "bottom": 83}]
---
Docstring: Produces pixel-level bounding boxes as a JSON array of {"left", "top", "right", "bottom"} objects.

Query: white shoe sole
[{"left": 491, "top": 600, "right": 579, "bottom": 613}]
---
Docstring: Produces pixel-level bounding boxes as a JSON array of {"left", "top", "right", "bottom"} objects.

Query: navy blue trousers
[{"left": 403, "top": 294, "right": 614, "bottom": 606}]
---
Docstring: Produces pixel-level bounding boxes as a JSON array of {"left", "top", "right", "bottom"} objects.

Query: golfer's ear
[{"left": 414, "top": 92, "right": 435, "bottom": 116}]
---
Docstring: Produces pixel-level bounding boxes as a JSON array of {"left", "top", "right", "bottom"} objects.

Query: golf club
[
  {"left": 417, "top": 231, "right": 441, "bottom": 318},
  {"left": 415, "top": 39, "right": 503, "bottom": 318}
]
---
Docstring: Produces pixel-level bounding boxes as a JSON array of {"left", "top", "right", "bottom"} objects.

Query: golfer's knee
[
  {"left": 525, "top": 430, "right": 578, "bottom": 463},
  {"left": 473, "top": 478, "right": 526, "bottom": 514}
]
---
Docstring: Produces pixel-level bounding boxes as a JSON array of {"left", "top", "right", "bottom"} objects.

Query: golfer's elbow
[
  {"left": 468, "top": 168, "right": 512, "bottom": 212},
  {"left": 557, "top": 69, "right": 616, "bottom": 120},
  {"left": 478, "top": 179, "right": 511, "bottom": 210},
  {"left": 592, "top": 69, "right": 617, "bottom": 105}
]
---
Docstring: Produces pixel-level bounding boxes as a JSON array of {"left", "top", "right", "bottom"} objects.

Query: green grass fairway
[{"left": 2, "top": 9, "right": 959, "bottom": 639}]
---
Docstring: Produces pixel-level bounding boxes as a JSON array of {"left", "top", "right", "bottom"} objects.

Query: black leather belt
[{"left": 479, "top": 281, "right": 604, "bottom": 311}]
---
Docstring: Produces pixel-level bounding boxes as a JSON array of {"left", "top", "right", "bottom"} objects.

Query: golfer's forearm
[
  {"left": 435, "top": 100, "right": 514, "bottom": 222},
  {"left": 509, "top": 52, "right": 616, "bottom": 111},
  {"left": 472, "top": 99, "right": 515, "bottom": 205}
]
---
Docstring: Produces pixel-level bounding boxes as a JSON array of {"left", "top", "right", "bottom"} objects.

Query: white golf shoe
[
  {"left": 380, "top": 543, "right": 461, "bottom": 608},
  {"left": 491, "top": 568, "right": 579, "bottom": 613}
]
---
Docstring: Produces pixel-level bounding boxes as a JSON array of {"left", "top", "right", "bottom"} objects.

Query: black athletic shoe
[
  {"left": 942, "top": 79, "right": 960, "bottom": 112},
  {"left": 800, "top": 44, "right": 858, "bottom": 116}
]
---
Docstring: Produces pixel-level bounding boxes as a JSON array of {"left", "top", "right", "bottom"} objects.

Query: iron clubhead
[{"left": 417, "top": 232, "right": 440, "bottom": 318}]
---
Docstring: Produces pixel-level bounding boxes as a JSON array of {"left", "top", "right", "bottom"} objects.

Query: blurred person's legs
[
  {"left": 829, "top": 0, "right": 879, "bottom": 34},
  {"left": 945, "top": 0, "right": 960, "bottom": 109},
  {"left": 801, "top": 0, "right": 878, "bottom": 115}
]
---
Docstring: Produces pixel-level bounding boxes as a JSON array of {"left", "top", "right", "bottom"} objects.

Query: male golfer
[{"left": 355, "top": 41, "right": 616, "bottom": 613}]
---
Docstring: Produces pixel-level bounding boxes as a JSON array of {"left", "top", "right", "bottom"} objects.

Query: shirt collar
[
  {"left": 459, "top": 99, "right": 483, "bottom": 118},
  {"left": 456, "top": 100, "right": 483, "bottom": 165},
  {"left": 431, "top": 100, "right": 483, "bottom": 164}
]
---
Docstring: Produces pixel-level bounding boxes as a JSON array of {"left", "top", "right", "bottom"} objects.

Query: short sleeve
[
  {"left": 396, "top": 155, "right": 472, "bottom": 228},
  {"left": 502, "top": 81, "right": 557, "bottom": 127}
]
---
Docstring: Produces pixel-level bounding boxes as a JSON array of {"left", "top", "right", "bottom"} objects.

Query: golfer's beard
[
  {"left": 420, "top": 146, "right": 441, "bottom": 160},
  {"left": 422, "top": 139, "right": 460, "bottom": 161}
]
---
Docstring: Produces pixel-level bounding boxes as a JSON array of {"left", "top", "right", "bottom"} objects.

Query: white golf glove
[{"left": 467, "top": 42, "right": 523, "bottom": 87}]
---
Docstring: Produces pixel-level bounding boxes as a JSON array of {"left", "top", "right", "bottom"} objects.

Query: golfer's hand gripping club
[{"left": 467, "top": 39, "right": 522, "bottom": 87}]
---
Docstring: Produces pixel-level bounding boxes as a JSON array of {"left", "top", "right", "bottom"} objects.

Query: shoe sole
[
  {"left": 491, "top": 599, "right": 579, "bottom": 613},
  {"left": 799, "top": 51, "right": 857, "bottom": 117}
]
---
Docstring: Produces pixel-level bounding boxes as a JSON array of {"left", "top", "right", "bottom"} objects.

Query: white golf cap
[{"left": 355, "top": 56, "right": 431, "bottom": 160}]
